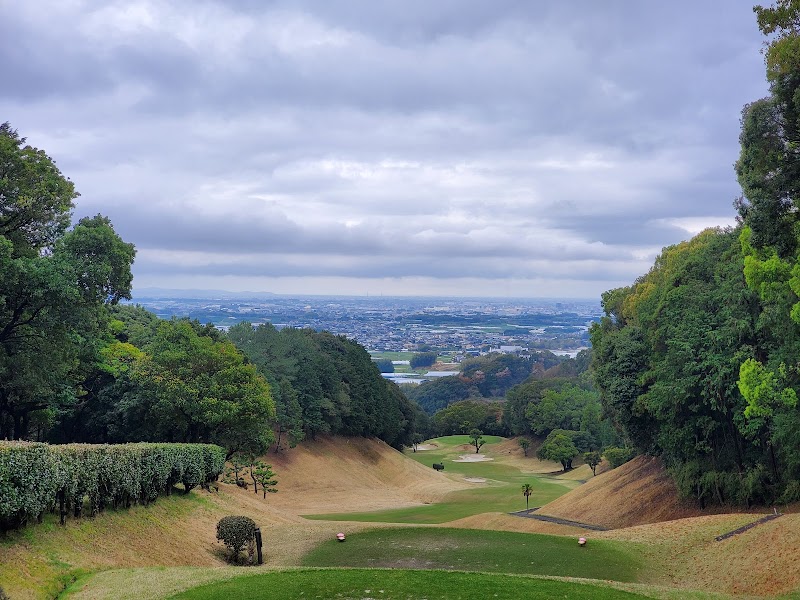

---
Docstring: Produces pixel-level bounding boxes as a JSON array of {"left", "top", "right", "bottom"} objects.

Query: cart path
[
  {"left": 714, "top": 512, "right": 783, "bottom": 541},
  {"left": 510, "top": 509, "right": 609, "bottom": 531}
]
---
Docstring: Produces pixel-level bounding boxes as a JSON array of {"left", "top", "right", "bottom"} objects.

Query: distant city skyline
[{"left": 2, "top": 1, "right": 766, "bottom": 298}]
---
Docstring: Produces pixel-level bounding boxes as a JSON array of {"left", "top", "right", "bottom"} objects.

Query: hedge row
[{"left": 0, "top": 442, "right": 226, "bottom": 531}]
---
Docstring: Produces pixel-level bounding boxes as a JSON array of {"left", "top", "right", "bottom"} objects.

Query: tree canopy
[
  {"left": 227, "top": 323, "right": 417, "bottom": 450},
  {"left": 0, "top": 124, "right": 135, "bottom": 440}
]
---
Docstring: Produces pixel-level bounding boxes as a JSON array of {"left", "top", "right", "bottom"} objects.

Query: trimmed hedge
[{"left": 0, "top": 442, "right": 225, "bottom": 531}]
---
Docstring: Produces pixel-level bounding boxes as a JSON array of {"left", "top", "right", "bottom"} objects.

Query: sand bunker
[
  {"left": 453, "top": 454, "right": 494, "bottom": 462},
  {"left": 464, "top": 477, "right": 487, "bottom": 483},
  {"left": 415, "top": 444, "right": 438, "bottom": 451}
]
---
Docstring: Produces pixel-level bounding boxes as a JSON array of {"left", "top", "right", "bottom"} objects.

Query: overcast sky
[{"left": 1, "top": 1, "right": 770, "bottom": 298}]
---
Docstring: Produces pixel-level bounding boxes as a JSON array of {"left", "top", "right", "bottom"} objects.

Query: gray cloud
[{"left": 0, "top": 0, "right": 769, "bottom": 297}]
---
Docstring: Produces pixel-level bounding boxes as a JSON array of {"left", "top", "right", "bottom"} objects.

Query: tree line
[{"left": 589, "top": 0, "right": 800, "bottom": 508}]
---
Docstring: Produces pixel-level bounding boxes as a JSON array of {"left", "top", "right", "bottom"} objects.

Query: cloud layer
[{"left": 1, "top": 1, "right": 767, "bottom": 297}]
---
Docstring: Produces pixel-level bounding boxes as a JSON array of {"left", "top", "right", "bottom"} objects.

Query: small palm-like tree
[
  {"left": 522, "top": 483, "right": 533, "bottom": 510},
  {"left": 519, "top": 438, "right": 530, "bottom": 456}
]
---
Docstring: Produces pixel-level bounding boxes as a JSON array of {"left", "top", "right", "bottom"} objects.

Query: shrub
[
  {"left": 216, "top": 515, "right": 257, "bottom": 561},
  {"left": 0, "top": 442, "right": 226, "bottom": 531},
  {"left": 603, "top": 447, "right": 635, "bottom": 469},
  {"left": 0, "top": 585, "right": 8, "bottom": 600}
]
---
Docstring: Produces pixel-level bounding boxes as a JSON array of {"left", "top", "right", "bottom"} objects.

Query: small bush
[
  {"left": 0, "top": 585, "right": 8, "bottom": 600},
  {"left": 216, "top": 515, "right": 257, "bottom": 562},
  {"left": 603, "top": 447, "right": 635, "bottom": 469}
]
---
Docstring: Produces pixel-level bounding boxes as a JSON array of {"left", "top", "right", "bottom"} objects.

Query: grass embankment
[
  {"left": 0, "top": 490, "right": 220, "bottom": 600},
  {"left": 303, "top": 435, "right": 573, "bottom": 523},
  {"left": 539, "top": 455, "right": 711, "bottom": 528},
  {"left": 168, "top": 569, "right": 651, "bottom": 600}
]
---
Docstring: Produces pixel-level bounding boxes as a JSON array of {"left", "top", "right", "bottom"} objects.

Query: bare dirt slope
[{"left": 538, "top": 455, "right": 709, "bottom": 529}]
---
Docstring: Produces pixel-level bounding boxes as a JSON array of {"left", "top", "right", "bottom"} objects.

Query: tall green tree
[
  {"left": 227, "top": 323, "right": 415, "bottom": 449},
  {"left": 469, "top": 428, "right": 485, "bottom": 454},
  {"left": 131, "top": 319, "right": 276, "bottom": 456},
  {"left": 0, "top": 124, "right": 135, "bottom": 439},
  {"left": 537, "top": 431, "right": 578, "bottom": 472}
]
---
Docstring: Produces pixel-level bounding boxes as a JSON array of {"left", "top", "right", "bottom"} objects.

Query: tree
[
  {"left": 519, "top": 438, "right": 530, "bottom": 456},
  {"left": 0, "top": 123, "right": 76, "bottom": 257},
  {"left": 410, "top": 352, "right": 437, "bottom": 369},
  {"left": 537, "top": 431, "right": 578, "bottom": 471},
  {"left": 374, "top": 358, "right": 394, "bottom": 373},
  {"left": 216, "top": 516, "right": 256, "bottom": 562},
  {"left": 584, "top": 451, "right": 602, "bottom": 476},
  {"left": 131, "top": 320, "right": 276, "bottom": 456},
  {"left": 603, "top": 447, "right": 634, "bottom": 469},
  {"left": 226, "top": 323, "right": 416, "bottom": 449},
  {"left": 0, "top": 125, "right": 135, "bottom": 440},
  {"left": 250, "top": 461, "right": 278, "bottom": 499},
  {"left": 272, "top": 378, "right": 304, "bottom": 453},
  {"left": 405, "top": 376, "right": 470, "bottom": 414},
  {"left": 469, "top": 428, "right": 485, "bottom": 454},
  {"left": 432, "top": 400, "right": 504, "bottom": 436},
  {"left": 521, "top": 483, "right": 533, "bottom": 510}
]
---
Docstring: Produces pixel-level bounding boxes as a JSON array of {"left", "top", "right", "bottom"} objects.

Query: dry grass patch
[
  {"left": 267, "top": 436, "right": 470, "bottom": 513},
  {"left": 592, "top": 513, "right": 800, "bottom": 597},
  {"left": 485, "top": 437, "right": 567, "bottom": 473},
  {"left": 538, "top": 456, "right": 720, "bottom": 529},
  {"left": 446, "top": 512, "right": 587, "bottom": 536}
]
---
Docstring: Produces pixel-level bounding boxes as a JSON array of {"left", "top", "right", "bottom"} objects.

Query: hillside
[
  {"left": 537, "top": 455, "right": 710, "bottom": 529},
  {"left": 536, "top": 455, "right": 800, "bottom": 596},
  {"left": 263, "top": 435, "right": 471, "bottom": 513}
]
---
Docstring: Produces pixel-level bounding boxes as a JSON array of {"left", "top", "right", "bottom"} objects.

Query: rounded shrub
[
  {"left": 603, "top": 446, "right": 635, "bottom": 469},
  {"left": 216, "top": 515, "right": 257, "bottom": 562}
]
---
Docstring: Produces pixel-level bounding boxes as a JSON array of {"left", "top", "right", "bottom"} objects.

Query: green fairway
[
  {"left": 168, "top": 568, "right": 650, "bottom": 600},
  {"left": 303, "top": 478, "right": 565, "bottom": 523},
  {"left": 304, "top": 436, "right": 573, "bottom": 523},
  {"left": 301, "top": 527, "right": 644, "bottom": 582}
]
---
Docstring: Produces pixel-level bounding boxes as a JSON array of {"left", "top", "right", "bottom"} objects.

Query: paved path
[
  {"left": 714, "top": 512, "right": 783, "bottom": 541},
  {"left": 510, "top": 509, "right": 609, "bottom": 531}
]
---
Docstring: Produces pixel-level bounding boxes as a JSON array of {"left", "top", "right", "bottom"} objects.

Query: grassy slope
[{"left": 538, "top": 456, "right": 713, "bottom": 528}]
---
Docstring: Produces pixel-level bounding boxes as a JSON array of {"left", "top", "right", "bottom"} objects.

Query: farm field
[{"left": 2, "top": 435, "right": 798, "bottom": 600}]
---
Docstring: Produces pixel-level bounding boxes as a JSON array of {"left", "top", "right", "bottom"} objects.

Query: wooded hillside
[{"left": 590, "top": 2, "right": 800, "bottom": 506}]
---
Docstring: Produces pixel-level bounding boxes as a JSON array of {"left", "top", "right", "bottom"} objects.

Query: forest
[{"left": 590, "top": 2, "right": 800, "bottom": 506}]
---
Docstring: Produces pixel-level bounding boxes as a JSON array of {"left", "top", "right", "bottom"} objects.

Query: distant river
[{"left": 381, "top": 373, "right": 428, "bottom": 385}]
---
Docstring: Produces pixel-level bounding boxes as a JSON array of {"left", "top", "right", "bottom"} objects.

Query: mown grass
[
  {"left": 301, "top": 527, "right": 645, "bottom": 582},
  {"left": 304, "top": 436, "right": 572, "bottom": 523},
  {"left": 304, "top": 479, "right": 566, "bottom": 523},
  {"left": 168, "top": 568, "right": 651, "bottom": 600}
]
